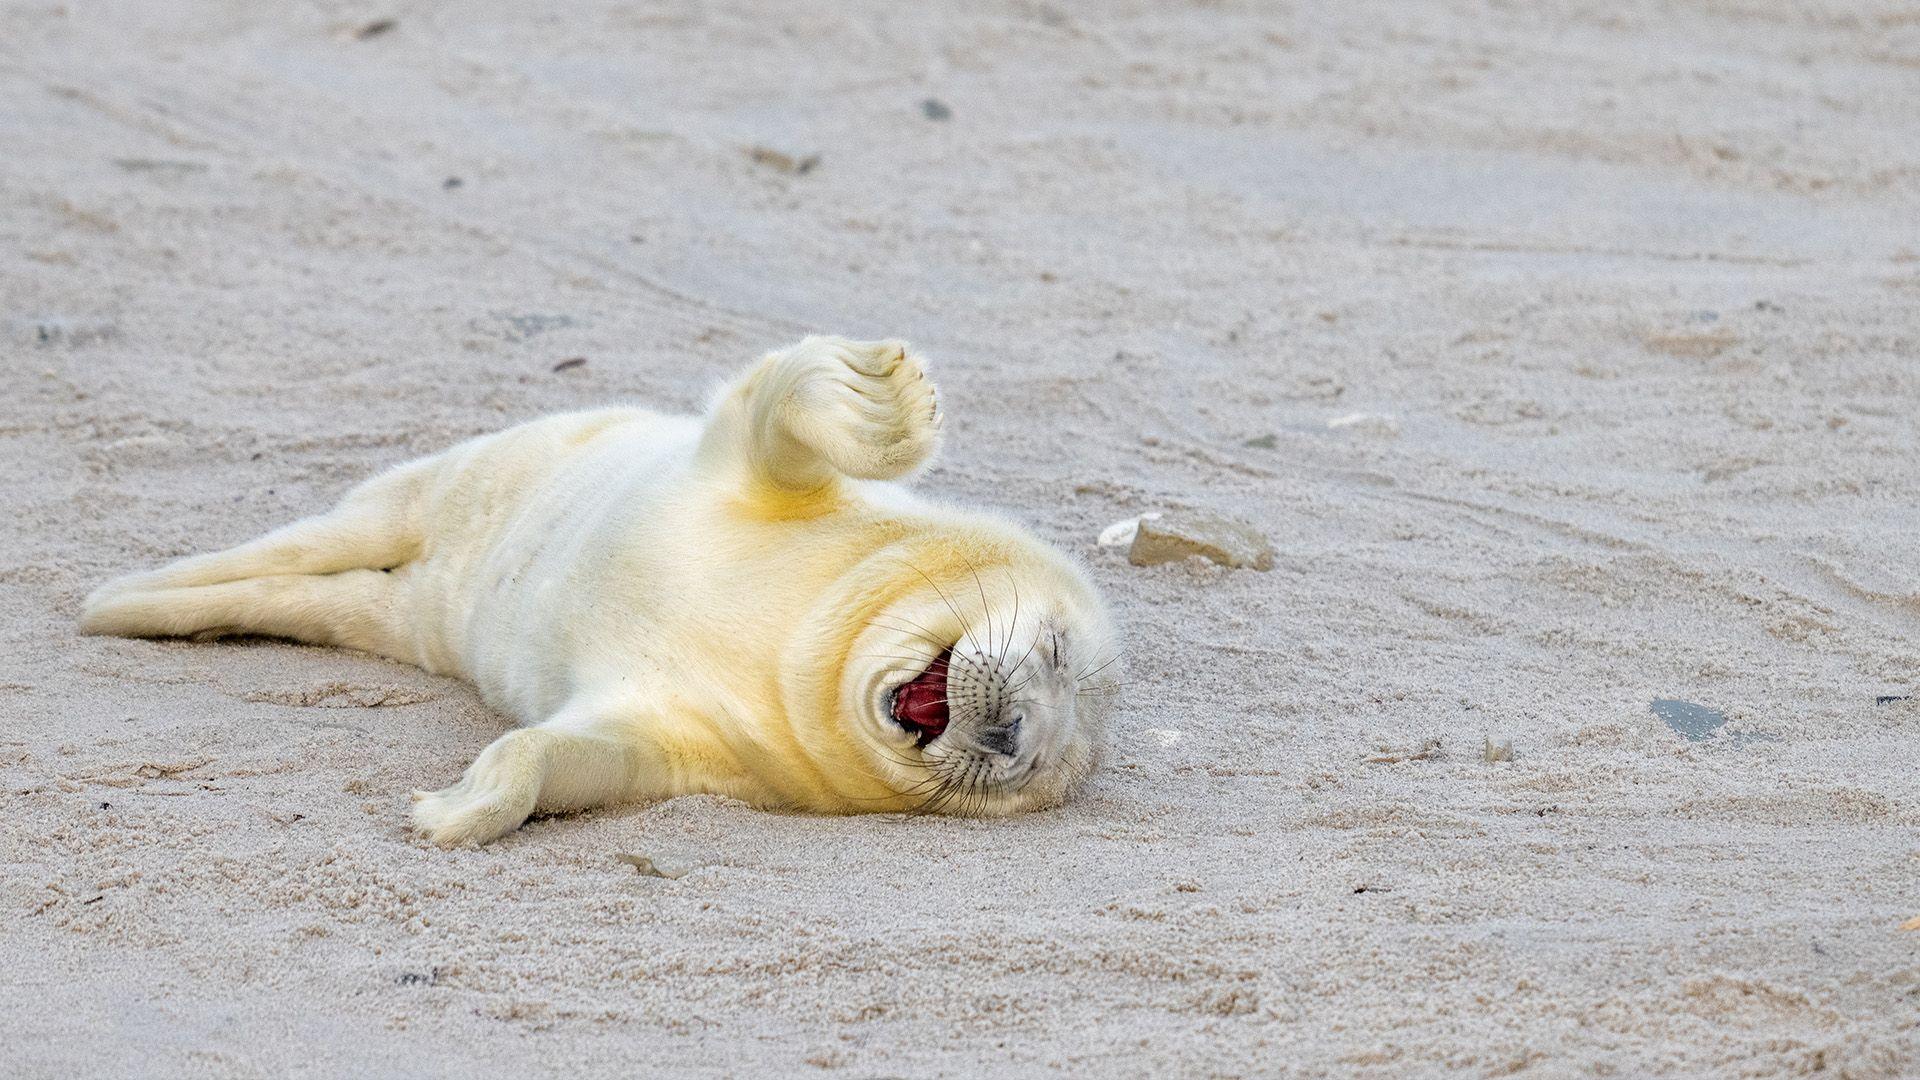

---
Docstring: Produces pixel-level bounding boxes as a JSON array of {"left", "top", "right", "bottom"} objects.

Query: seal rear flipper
[{"left": 82, "top": 451, "right": 437, "bottom": 621}]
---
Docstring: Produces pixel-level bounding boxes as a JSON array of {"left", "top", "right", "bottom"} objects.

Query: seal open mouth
[{"left": 890, "top": 648, "right": 951, "bottom": 745}]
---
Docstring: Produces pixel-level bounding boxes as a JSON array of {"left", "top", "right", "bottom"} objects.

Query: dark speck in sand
[
  {"left": 747, "top": 146, "right": 820, "bottom": 175},
  {"left": 1652, "top": 699, "right": 1726, "bottom": 741},
  {"left": 1652, "top": 699, "right": 1779, "bottom": 746},
  {"left": 551, "top": 357, "right": 587, "bottom": 373},
  {"left": 442, "top": 176, "right": 463, "bottom": 190},
  {"left": 922, "top": 98, "right": 952, "bottom": 121},
  {"left": 354, "top": 19, "right": 396, "bottom": 39},
  {"left": 489, "top": 313, "right": 577, "bottom": 341},
  {"left": 1875, "top": 695, "right": 1909, "bottom": 705}
]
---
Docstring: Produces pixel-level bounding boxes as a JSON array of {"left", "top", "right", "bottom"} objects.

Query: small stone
[
  {"left": 616, "top": 853, "right": 687, "bottom": 879},
  {"left": 1242, "top": 433, "right": 1278, "bottom": 449},
  {"left": 921, "top": 98, "right": 951, "bottom": 120},
  {"left": 1482, "top": 736, "right": 1513, "bottom": 763},
  {"left": 28, "top": 317, "right": 117, "bottom": 348},
  {"left": 747, "top": 146, "right": 820, "bottom": 174},
  {"left": 1644, "top": 329, "right": 1738, "bottom": 359},
  {"left": 1366, "top": 738, "right": 1441, "bottom": 764},
  {"left": 551, "top": 356, "right": 587, "bottom": 373},
  {"left": 353, "top": 18, "right": 396, "bottom": 39},
  {"left": 1128, "top": 510, "right": 1273, "bottom": 571},
  {"left": 1097, "top": 512, "right": 1158, "bottom": 549},
  {"left": 1326, "top": 412, "right": 1400, "bottom": 437}
]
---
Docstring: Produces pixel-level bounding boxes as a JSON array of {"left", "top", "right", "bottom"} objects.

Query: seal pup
[{"left": 81, "top": 336, "right": 1121, "bottom": 845}]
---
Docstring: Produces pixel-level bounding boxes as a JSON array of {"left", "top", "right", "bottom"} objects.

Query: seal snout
[
  {"left": 975, "top": 715, "right": 1022, "bottom": 757},
  {"left": 888, "top": 646, "right": 1029, "bottom": 760}
]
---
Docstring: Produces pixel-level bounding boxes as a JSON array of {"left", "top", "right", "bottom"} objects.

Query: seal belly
[{"left": 400, "top": 408, "right": 695, "bottom": 712}]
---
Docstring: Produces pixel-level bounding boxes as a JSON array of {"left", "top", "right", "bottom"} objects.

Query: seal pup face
[{"left": 851, "top": 565, "right": 1119, "bottom": 815}]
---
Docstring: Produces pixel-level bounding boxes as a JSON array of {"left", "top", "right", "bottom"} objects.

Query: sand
[{"left": 3, "top": 1, "right": 1918, "bottom": 1076}]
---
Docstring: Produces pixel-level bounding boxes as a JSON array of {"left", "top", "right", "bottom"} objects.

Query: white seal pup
[{"left": 81, "top": 336, "right": 1121, "bottom": 845}]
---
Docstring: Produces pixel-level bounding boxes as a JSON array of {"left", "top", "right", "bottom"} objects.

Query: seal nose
[{"left": 977, "top": 716, "right": 1022, "bottom": 757}]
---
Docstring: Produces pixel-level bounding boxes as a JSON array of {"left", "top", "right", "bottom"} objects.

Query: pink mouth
[{"left": 891, "top": 649, "right": 951, "bottom": 745}]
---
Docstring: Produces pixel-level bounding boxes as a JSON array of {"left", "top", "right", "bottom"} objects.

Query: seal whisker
[
  {"left": 1010, "top": 623, "right": 1043, "bottom": 685},
  {"left": 871, "top": 747, "right": 936, "bottom": 773},
  {"left": 911, "top": 563, "right": 986, "bottom": 660},
  {"left": 871, "top": 667, "right": 947, "bottom": 688},
  {"left": 926, "top": 760, "right": 981, "bottom": 816},
  {"left": 969, "top": 762, "right": 993, "bottom": 815},
  {"left": 866, "top": 613, "right": 944, "bottom": 640},
  {"left": 855, "top": 654, "right": 943, "bottom": 670},
  {"left": 1076, "top": 655, "right": 1120, "bottom": 684},
  {"left": 998, "top": 566, "right": 1021, "bottom": 670},
  {"left": 965, "top": 558, "right": 996, "bottom": 663},
  {"left": 1010, "top": 696, "right": 1067, "bottom": 712},
  {"left": 865, "top": 614, "right": 951, "bottom": 653},
  {"left": 914, "top": 775, "right": 960, "bottom": 816},
  {"left": 841, "top": 763, "right": 942, "bottom": 798}
]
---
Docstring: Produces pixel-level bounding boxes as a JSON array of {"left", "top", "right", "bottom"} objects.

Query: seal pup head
[{"left": 832, "top": 543, "right": 1120, "bottom": 815}]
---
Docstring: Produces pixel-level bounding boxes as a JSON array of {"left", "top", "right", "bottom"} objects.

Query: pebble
[
  {"left": 747, "top": 146, "right": 820, "bottom": 175},
  {"left": 1125, "top": 510, "right": 1274, "bottom": 571},
  {"left": 28, "top": 317, "right": 117, "bottom": 348},
  {"left": 1097, "top": 512, "right": 1158, "bottom": 549},
  {"left": 616, "top": 853, "right": 688, "bottom": 879},
  {"left": 1326, "top": 412, "right": 1401, "bottom": 437}
]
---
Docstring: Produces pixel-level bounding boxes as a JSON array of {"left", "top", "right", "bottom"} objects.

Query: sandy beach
[{"left": 3, "top": 1, "right": 1918, "bottom": 1075}]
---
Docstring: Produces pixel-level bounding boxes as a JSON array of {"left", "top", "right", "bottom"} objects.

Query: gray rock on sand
[{"left": 1110, "top": 510, "right": 1274, "bottom": 571}]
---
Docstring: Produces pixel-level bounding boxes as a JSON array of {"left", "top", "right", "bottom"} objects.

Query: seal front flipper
[
  {"left": 410, "top": 693, "right": 664, "bottom": 847},
  {"left": 696, "top": 334, "right": 943, "bottom": 493}
]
